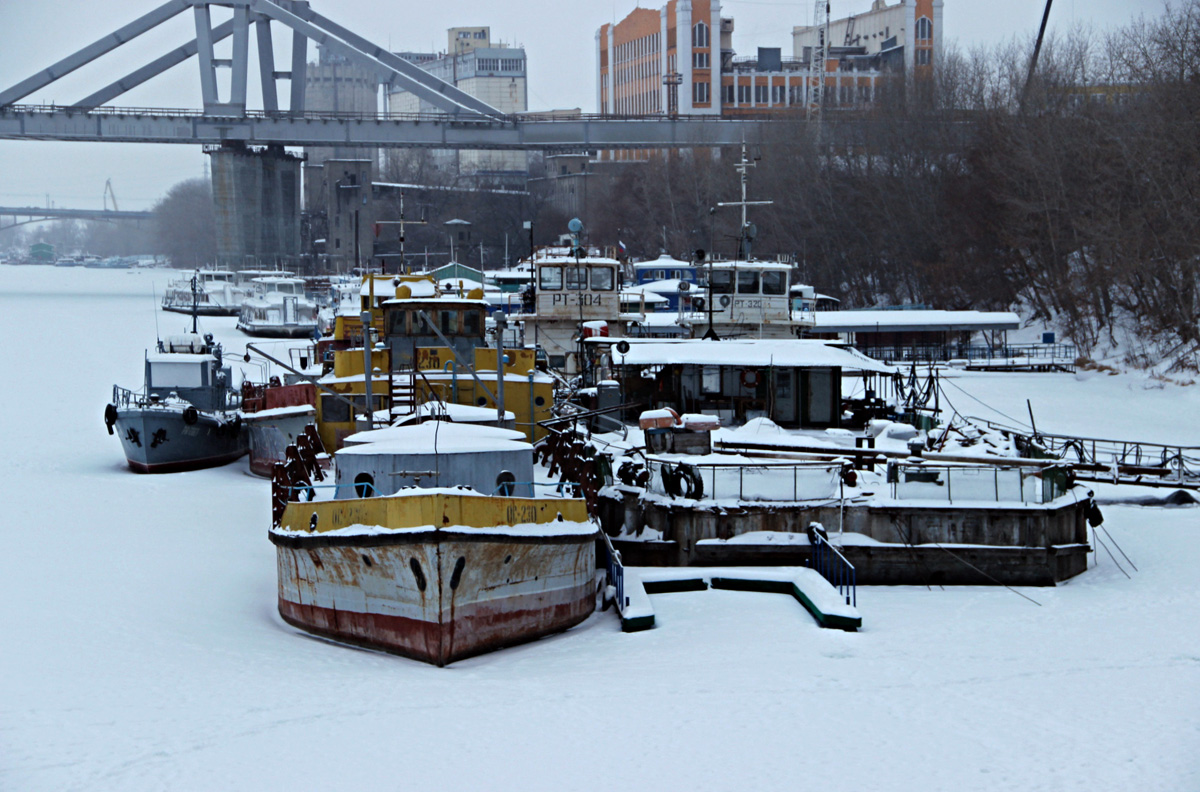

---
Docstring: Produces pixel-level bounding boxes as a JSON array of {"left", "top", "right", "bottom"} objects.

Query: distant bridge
[{"left": 0, "top": 205, "right": 153, "bottom": 231}]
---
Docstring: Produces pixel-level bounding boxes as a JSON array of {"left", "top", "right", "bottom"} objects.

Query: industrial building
[
  {"left": 596, "top": 0, "right": 943, "bottom": 123},
  {"left": 303, "top": 45, "right": 381, "bottom": 169},
  {"left": 388, "top": 28, "right": 529, "bottom": 181}
]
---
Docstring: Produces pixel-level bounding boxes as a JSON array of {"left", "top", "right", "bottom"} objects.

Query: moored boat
[
  {"left": 269, "top": 421, "right": 599, "bottom": 665},
  {"left": 106, "top": 333, "right": 248, "bottom": 473},
  {"left": 236, "top": 276, "right": 320, "bottom": 338},
  {"left": 161, "top": 269, "right": 243, "bottom": 315}
]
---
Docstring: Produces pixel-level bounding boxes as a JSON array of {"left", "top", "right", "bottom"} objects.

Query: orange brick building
[{"left": 596, "top": 0, "right": 942, "bottom": 119}]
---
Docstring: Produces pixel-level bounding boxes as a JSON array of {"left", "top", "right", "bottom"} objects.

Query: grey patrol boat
[{"left": 105, "top": 332, "right": 247, "bottom": 473}]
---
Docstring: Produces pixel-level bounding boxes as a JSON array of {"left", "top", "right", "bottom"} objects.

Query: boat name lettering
[
  {"left": 550, "top": 294, "right": 602, "bottom": 308},
  {"left": 505, "top": 503, "right": 538, "bottom": 525}
]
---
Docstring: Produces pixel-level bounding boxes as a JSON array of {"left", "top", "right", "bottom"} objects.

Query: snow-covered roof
[
  {"left": 146, "top": 352, "right": 215, "bottom": 364},
  {"left": 339, "top": 421, "right": 530, "bottom": 453},
  {"left": 612, "top": 339, "right": 895, "bottom": 373},
  {"left": 359, "top": 275, "right": 403, "bottom": 296},
  {"left": 486, "top": 269, "right": 533, "bottom": 280},
  {"left": 811, "top": 310, "right": 1021, "bottom": 333},
  {"left": 625, "top": 279, "right": 691, "bottom": 296},
  {"left": 394, "top": 402, "right": 515, "bottom": 424},
  {"left": 634, "top": 254, "right": 693, "bottom": 268},
  {"left": 708, "top": 261, "right": 792, "bottom": 271},
  {"left": 620, "top": 287, "right": 671, "bottom": 304},
  {"left": 536, "top": 256, "right": 620, "bottom": 265}
]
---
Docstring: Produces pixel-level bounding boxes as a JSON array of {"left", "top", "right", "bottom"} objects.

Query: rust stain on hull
[{"left": 275, "top": 533, "right": 596, "bottom": 666}]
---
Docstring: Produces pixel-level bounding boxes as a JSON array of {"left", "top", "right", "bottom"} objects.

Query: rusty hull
[{"left": 271, "top": 529, "right": 597, "bottom": 666}]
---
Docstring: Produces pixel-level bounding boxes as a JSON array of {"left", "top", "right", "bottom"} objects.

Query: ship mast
[{"left": 716, "top": 142, "right": 772, "bottom": 261}]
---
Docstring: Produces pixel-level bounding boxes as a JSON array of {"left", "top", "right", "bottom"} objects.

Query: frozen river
[{"left": 1, "top": 266, "right": 1197, "bottom": 791}]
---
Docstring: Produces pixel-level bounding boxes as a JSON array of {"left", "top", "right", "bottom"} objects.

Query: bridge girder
[{"left": 0, "top": 107, "right": 783, "bottom": 150}]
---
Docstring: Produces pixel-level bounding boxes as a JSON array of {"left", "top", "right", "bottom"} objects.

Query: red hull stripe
[{"left": 278, "top": 581, "right": 595, "bottom": 666}]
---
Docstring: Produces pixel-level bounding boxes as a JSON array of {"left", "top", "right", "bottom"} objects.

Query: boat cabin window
[
  {"left": 149, "top": 361, "right": 206, "bottom": 388},
  {"left": 387, "top": 309, "right": 408, "bottom": 335},
  {"left": 411, "top": 310, "right": 431, "bottom": 335},
  {"left": 540, "top": 266, "right": 563, "bottom": 290},
  {"left": 321, "top": 394, "right": 384, "bottom": 423},
  {"left": 591, "top": 267, "right": 615, "bottom": 291},
  {"left": 565, "top": 266, "right": 587, "bottom": 290},
  {"left": 737, "top": 270, "right": 760, "bottom": 294},
  {"left": 463, "top": 309, "right": 482, "bottom": 336},
  {"left": 762, "top": 270, "right": 787, "bottom": 295},
  {"left": 438, "top": 310, "right": 458, "bottom": 336},
  {"left": 709, "top": 269, "right": 734, "bottom": 293}
]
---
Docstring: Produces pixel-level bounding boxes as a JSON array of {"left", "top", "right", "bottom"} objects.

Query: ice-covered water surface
[{"left": 1, "top": 266, "right": 1197, "bottom": 791}]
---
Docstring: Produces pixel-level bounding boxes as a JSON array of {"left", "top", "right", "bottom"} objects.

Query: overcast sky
[{"left": 0, "top": 0, "right": 1160, "bottom": 212}]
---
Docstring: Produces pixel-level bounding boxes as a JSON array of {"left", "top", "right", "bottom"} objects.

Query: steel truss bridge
[{"left": 0, "top": 0, "right": 785, "bottom": 150}]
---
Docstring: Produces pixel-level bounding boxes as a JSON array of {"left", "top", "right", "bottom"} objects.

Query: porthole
[
  {"left": 534, "top": 396, "right": 546, "bottom": 407},
  {"left": 361, "top": 554, "right": 374, "bottom": 567},
  {"left": 354, "top": 472, "right": 375, "bottom": 498},
  {"left": 496, "top": 470, "right": 516, "bottom": 497}
]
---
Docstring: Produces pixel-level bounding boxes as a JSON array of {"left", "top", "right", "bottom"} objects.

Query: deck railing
[
  {"left": 645, "top": 458, "right": 843, "bottom": 503},
  {"left": 888, "top": 462, "right": 1070, "bottom": 504}
]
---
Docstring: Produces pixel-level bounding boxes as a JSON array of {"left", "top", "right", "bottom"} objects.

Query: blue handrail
[
  {"left": 599, "top": 532, "right": 626, "bottom": 612},
  {"left": 811, "top": 533, "right": 857, "bottom": 608}
]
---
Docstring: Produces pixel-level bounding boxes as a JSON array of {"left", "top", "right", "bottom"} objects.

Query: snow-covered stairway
[{"left": 622, "top": 569, "right": 862, "bottom": 632}]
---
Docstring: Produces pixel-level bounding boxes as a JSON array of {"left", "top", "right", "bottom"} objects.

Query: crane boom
[
  {"left": 808, "top": 0, "right": 830, "bottom": 120},
  {"left": 103, "top": 179, "right": 119, "bottom": 212}
]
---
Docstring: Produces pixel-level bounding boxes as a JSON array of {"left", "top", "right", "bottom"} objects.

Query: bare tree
[{"left": 152, "top": 179, "right": 216, "bottom": 268}]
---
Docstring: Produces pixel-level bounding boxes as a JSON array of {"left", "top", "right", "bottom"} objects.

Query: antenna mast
[{"left": 716, "top": 143, "right": 772, "bottom": 261}]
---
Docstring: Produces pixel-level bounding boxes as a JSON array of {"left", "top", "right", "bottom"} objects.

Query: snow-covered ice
[{"left": 1, "top": 266, "right": 1198, "bottom": 791}]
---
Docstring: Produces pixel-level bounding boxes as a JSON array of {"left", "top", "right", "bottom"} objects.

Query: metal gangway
[{"left": 968, "top": 417, "right": 1200, "bottom": 490}]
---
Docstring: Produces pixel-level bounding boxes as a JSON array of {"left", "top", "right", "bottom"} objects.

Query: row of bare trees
[{"left": 585, "top": 2, "right": 1199, "bottom": 361}]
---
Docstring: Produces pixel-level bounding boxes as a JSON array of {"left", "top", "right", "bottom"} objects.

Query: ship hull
[
  {"left": 115, "top": 407, "right": 248, "bottom": 473},
  {"left": 162, "top": 303, "right": 239, "bottom": 317},
  {"left": 271, "top": 529, "right": 597, "bottom": 666},
  {"left": 236, "top": 320, "right": 319, "bottom": 338},
  {"left": 244, "top": 407, "right": 316, "bottom": 477}
]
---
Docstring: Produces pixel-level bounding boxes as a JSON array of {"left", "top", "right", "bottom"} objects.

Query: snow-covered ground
[{"left": 1, "top": 266, "right": 1197, "bottom": 791}]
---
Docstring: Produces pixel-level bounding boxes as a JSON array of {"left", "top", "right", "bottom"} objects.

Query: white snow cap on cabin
[
  {"left": 612, "top": 339, "right": 895, "bottom": 374},
  {"left": 394, "top": 401, "right": 515, "bottom": 425},
  {"left": 340, "top": 421, "right": 528, "bottom": 451},
  {"left": 811, "top": 309, "right": 1021, "bottom": 333}
]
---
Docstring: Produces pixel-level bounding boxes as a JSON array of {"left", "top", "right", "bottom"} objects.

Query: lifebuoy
[
  {"left": 182, "top": 405, "right": 199, "bottom": 425},
  {"left": 740, "top": 369, "right": 760, "bottom": 389}
]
